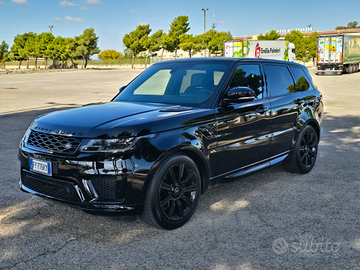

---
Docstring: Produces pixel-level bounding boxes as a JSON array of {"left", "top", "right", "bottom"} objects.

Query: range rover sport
[{"left": 18, "top": 58, "right": 323, "bottom": 230}]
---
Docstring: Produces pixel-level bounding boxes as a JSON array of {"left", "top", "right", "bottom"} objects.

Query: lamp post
[
  {"left": 201, "top": 8, "right": 208, "bottom": 33},
  {"left": 48, "top": 25, "right": 53, "bottom": 34}
]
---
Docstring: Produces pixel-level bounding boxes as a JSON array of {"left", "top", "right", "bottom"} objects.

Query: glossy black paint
[{"left": 18, "top": 58, "right": 323, "bottom": 215}]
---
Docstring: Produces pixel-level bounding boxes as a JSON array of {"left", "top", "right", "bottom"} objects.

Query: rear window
[{"left": 290, "top": 66, "right": 313, "bottom": 92}]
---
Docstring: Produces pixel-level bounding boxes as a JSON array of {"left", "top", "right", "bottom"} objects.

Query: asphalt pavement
[{"left": 0, "top": 67, "right": 360, "bottom": 270}]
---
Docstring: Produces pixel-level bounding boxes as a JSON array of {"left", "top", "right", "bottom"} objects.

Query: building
[{"left": 233, "top": 28, "right": 360, "bottom": 40}]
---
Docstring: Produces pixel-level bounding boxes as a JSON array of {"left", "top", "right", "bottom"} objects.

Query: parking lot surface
[{"left": 0, "top": 67, "right": 360, "bottom": 270}]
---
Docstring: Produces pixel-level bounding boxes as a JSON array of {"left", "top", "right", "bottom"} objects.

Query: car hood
[{"left": 30, "top": 101, "right": 213, "bottom": 138}]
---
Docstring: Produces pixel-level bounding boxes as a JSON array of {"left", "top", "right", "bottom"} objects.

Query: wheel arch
[
  {"left": 141, "top": 144, "right": 210, "bottom": 196},
  {"left": 304, "top": 119, "right": 321, "bottom": 141}
]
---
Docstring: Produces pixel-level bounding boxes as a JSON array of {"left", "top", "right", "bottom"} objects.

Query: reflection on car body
[{"left": 18, "top": 58, "right": 323, "bottom": 229}]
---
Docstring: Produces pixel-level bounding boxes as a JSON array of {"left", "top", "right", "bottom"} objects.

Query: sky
[{"left": 1, "top": 0, "right": 360, "bottom": 59}]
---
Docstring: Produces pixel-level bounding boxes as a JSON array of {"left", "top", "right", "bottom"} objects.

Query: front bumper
[
  {"left": 18, "top": 144, "right": 156, "bottom": 214},
  {"left": 19, "top": 169, "right": 142, "bottom": 213}
]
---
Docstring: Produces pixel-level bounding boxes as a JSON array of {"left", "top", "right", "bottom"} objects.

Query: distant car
[{"left": 18, "top": 58, "right": 323, "bottom": 230}]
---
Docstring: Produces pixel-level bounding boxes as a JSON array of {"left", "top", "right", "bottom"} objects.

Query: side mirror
[
  {"left": 119, "top": 85, "right": 127, "bottom": 92},
  {"left": 223, "top": 87, "right": 256, "bottom": 104}
]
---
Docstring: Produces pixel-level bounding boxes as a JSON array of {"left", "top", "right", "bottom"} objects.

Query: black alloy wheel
[
  {"left": 285, "top": 125, "right": 319, "bottom": 174},
  {"left": 141, "top": 154, "right": 201, "bottom": 230}
]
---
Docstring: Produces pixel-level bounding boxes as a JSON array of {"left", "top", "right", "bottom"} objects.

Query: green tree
[
  {"left": 123, "top": 48, "right": 132, "bottom": 58},
  {"left": 37, "top": 32, "right": 55, "bottom": 68},
  {"left": 257, "top": 30, "right": 280, "bottom": 40},
  {"left": 285, "top": 30, "right": 306, "bottom": 61},
  {"left": 305, "top": 32, "right": 318, "bottom": 64},
  {"left": 65, "top": 37, "right": 81, "bottom": 68},
  {"left": 335, "top": 26, "right": 347, "bottom": 30},
  {"left": 123, "top": 24, "right": 151, "bottom": 69},
  {"left": 161, "top": 33, "right": 176, "bottom": 60},
  {"left": 336, "top": 21, "right": 360, "bottom": 30},
  {"left": 98, "top": 49, "right": 123, "bottom": 60},
  {"left": 285, "top": 30, "right": 318, "bottom": 64},
  {"left": 167, "top": 15, "right": 190, "bottom": 59},
  {"left": 76, "top": 28, "right": 100, "bottom": 68},
  {"left": 57, "top": 37, "right": 68, "bottom": 68},
  {"left": 11, "top": 32, "right": 34, "bottom": 69},
  {"left": 202, "top": 30, "right": 232, "bottom": 56},
  {"left": 21, "top": 32, "right": 36, "bottom": 69},
  {"left": 179, "top": 34, "right": 203, "bottom": 58},
  {"left": 24, "top": 33, "right": 41, "bottom": 68},
  {"left": 0, "top": 41, "right": 10, "bottom": 68},
  {"left": 46, "top": 36, "right": 67, "bottom": 68},
  {"left": 143, "top": 29, "right": 163, "bottom": 68}
]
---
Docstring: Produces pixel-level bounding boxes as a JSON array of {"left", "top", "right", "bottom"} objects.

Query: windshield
[{"left": 114, "top": 61, "right": 232, "bottom": 108}]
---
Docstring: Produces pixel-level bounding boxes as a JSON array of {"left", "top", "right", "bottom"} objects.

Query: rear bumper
[
  {"left": 316, "top": 69, "right": 342, "bottom": 75},
  {"left": 316, "top": 64, "right": 343, "bottom": 75}
]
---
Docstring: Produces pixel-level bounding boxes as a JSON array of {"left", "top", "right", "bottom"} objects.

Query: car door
[
  {"left": 264, "top": 64, "right": 306, "bottom": 158},
  {"left": 213, "top": 63, "right": 272, "bottom": 178}
]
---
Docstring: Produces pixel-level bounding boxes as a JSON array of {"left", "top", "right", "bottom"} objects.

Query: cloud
[
  {"left": 54, "top": 16, "right": 85, "bottom": 22},
  {"left": 79, "top": 5, "right": 87, "bottom": 10},
  {"left": 59, "top": 0, "right": 76, "bottom": 6},
  {"left": 12, "top": 0, "right": 29, "bottom": 5},
  {"left": 217, "top": 21, "right": 226, "bottom": 24},
  {"left": 130, "top": 9, "right": 136, "bottom": 13},
  {"left": 64, "top": 15, "right": 85, "bottom": 22},
  {"left": 0, "top": 1, "right": 7, "bottom": 5},
  {"left": 84, "top": 0, "right": 103, "bottom": 5},
  {"left": 137, "top": 22, "right": 148, "bottom": 26}
]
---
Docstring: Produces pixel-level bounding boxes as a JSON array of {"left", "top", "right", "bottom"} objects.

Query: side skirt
[{"left": 209, "top": 151, "right": 290, "bottom": 183}]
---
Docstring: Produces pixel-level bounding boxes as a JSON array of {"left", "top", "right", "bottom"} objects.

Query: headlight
[{"left": 80, "top": 135, "right": 154, "bottom": 153}]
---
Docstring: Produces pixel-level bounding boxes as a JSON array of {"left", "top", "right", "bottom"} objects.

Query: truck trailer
[
  {"left": 224, "top": 40, "right": 296, "bottom": 61},
  {"left": 317, "top": 34, "right": 360, "bottom": 75}
]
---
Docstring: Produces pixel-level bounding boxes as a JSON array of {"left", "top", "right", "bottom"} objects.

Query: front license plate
[{"left": 30, "top": 158, "right": 52, "bottom": 176}]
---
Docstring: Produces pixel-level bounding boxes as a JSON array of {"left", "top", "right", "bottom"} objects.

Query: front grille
[
  {"left": 22, "top": 170, "right": 82, "bottom": 203},
  {"left": 26, "top": 131, "right": 83, "bottom": 154},
  {"left": 90, "top": 176, "right": 117, "bottom": 200}
]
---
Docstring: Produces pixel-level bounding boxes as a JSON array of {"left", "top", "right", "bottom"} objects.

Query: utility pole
[
  {"left": 201, "top": 8, "right": 208, "bottom": 33},
  {"left": 211, "top": 10, "right": 217, "bottom": 30},
  {"left": 48, "top": 25, "right": 53, "bottom": 34}
]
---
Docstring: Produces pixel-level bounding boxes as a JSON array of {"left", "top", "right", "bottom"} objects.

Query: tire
[
  {"left": 285, "top": 125, "right": 319, "bottom": 174},
  {"left": 141, "top": 154, "right": 201, "bottom": 230}
]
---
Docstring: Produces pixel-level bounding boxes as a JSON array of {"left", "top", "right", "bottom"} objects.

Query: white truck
[
  {"left": 224, "top": 40, "right": 296, "bottom": 61},
  {"left": 317, "top": 34, "right": 360, "bottom": 75}
]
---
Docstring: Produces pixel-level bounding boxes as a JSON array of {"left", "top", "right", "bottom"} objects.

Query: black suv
[{"left": 18, "top": 58, "right": 323, "bottom": 229}]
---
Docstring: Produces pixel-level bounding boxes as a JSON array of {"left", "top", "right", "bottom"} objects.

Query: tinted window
[
  {"left": 179, "top": 69, "right": 224, "bottom": 94},
  {"left": 264, "top": 65, "right": 295, "bottom": 96},
  {"left": 115, "top": 62, "right": 231, "bottom": 108},
  {"left": 134, "top": 69, "right": 171, "bottom": 95},
  {"left": 290, "top": 67, "right": 312, "bottom": 92},
  {"left": 230, "top": 64, "right": 263, "bottom": 99}
]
